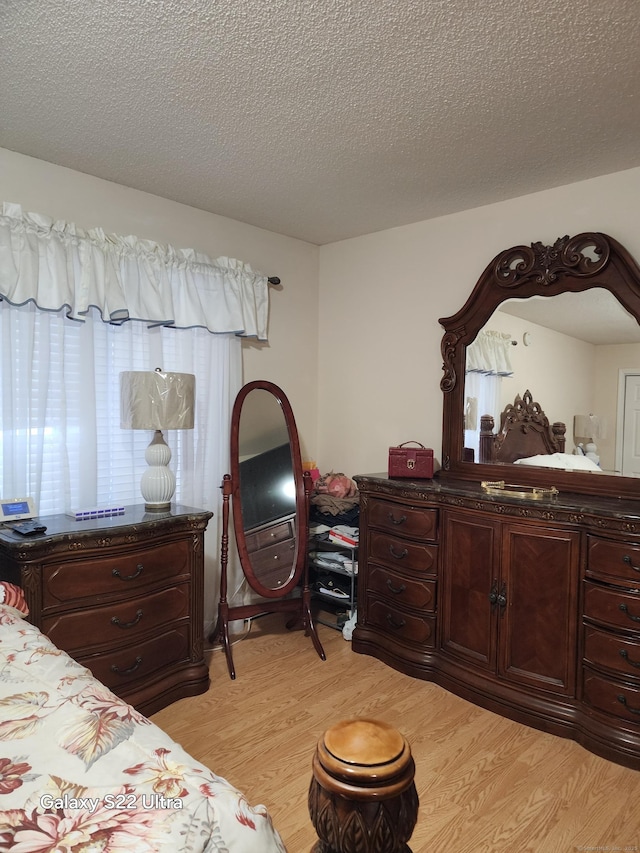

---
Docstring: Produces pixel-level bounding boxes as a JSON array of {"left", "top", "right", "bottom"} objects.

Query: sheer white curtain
[
  {"left": 0, "top": 302, "right": 239, "bottom": 511},
  {"left": 464, "top": 330, "right": 514, "bottom": 459},
  {"left": 0, "top": 202, "right": 271, "bottom": 626}
]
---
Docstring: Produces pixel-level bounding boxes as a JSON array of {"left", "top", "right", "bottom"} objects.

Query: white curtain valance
[
  {"left": 0, "top": 202, "right": 270, "bottom": 339},
  {"left": 465, "top": 329, "right": 514, "bottom": 376}
]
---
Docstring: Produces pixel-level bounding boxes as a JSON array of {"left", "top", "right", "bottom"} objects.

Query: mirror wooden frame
[
  {"left": 439, "top": 232, "right": 640, "bottom": 500},
  {"left": 211, "top": 380, "right": 325, "bottom": 679}
]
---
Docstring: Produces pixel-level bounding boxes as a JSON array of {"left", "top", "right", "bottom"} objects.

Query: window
[{"left": 0, "top": 300, "right": 241, "bottom": 516}]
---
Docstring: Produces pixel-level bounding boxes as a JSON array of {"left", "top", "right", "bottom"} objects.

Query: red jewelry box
[{"left": 388, "top": 442, "right": 434, "bottom": 479}]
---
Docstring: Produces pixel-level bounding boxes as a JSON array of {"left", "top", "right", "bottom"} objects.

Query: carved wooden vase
[{"left": 308, "top": 718, "right": 419, "bottom": 853}]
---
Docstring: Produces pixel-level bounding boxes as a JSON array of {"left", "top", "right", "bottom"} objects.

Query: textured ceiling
[{"left": 1, "top": 0, "right": 639, "bottom": 245}]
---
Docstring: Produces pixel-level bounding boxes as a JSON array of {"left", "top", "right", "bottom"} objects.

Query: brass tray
[{"left": 481, "top": 480, "right": 559, "bottom": 500}]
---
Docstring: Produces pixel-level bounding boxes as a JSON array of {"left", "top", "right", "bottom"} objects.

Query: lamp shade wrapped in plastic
[{"left": 120, "top": 370, "right": 195, "bottom": 431}]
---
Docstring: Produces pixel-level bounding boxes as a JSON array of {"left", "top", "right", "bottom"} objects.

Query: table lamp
[
  {"left": 574, "top": 413, "right": 606, "bottom": 465},
  {"left": 120, "top": 368, "right": 195, "bottom": 510}
]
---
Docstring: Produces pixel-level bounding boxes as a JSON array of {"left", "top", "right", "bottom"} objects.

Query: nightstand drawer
[
  {"left": 43, "top": 540, "right": 190, "bottom": 607},
  {"left": 369, "top": 499, "right": 437, "bottom": 540},
  {"left": 583, "top": 582, "right": 640, "bottom": 632},
  {"left": 42, "top": 584, "right": 190, "bottom": 653},
  {"left": 368, "top": 565, "right": 436, "bottom": 612},
  {"left": 79, "top": 623, "right": 190, "bottom": 689},
  {"left": 367, "top": 596, "right": 436, "bottom": 646},
  {"left": 587, "top": 536, "right": 640, "bottom": 584},
  {"left": 584, "top": 626, "right": 640, "bottom": 681},
  {"left": 369, "top": 531, "right": 437, "bottom": 574}
]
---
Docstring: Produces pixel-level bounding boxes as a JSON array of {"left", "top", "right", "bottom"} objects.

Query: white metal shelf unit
[{"left": 308, "top": 534, "right": 357, "bottom": 631}]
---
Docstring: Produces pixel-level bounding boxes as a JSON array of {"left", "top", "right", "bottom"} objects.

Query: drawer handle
[
  {"left": 387, "top": 512, "right": 407, "bottom": 525},
  {"left": 386, "top": 579, "right": 407, "bottom": 595},
  {"left": 619, "top": 603, "right": 640, "bottom": 624},
  {"left": 623, "top": 555, "right": 640, "bottom": 573},
  {"left": 617, "top": 694, "right": 640, "bottom": 716},
  {"left": 619, "top": 649, "right": 640, "bottom": 669},
  {"left": 388, "top": 545, "right": 408, "bottom": 560},
  {"left": 112, "top": 563, "right": 144, "bottom": 581},
  {"left": 111, "top": 609, "right": 143, "bottom": 629},
  {"left": 111, "top": 656, "right": 143, "bottom": 676},
  {"left": 386, "top": 613, "right": 406, "bottom": 630}
]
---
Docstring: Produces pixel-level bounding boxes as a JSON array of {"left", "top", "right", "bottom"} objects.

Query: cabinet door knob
[
  {"left": 388, "top": 512, "right": 407, "bottom": 525},
  {"left": 488, "top": 579, "right": 498, "bottom": 605},
  {"left": 386, "top": 613, "right": 406, "bottom": 630},
  {"left": 386, "top": 579, "right": 407, "bottom": 595}
]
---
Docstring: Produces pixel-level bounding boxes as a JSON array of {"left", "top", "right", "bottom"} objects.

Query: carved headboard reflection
[
  {"left": 478, "top": 390, "right": 566, "bottom": 464},
  {"left": 439, "top": 232, "right": 640, "bottom": 500}
]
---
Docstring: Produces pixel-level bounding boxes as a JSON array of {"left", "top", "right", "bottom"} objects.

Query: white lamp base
[{"left": 140, "top": 430, "right": 176, "bottom": 511}]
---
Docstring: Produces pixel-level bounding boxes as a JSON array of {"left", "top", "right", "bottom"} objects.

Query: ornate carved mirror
[
  {"left": 211, "top": 380, "right": 325, "bottom": 678},
  {"left": 439, "top": 232, "right": 640, "bottom": 500}
]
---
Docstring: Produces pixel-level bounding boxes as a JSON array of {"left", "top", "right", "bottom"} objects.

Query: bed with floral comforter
[{"left": 0, "top": 594, "right": 286, "bottom": 852}]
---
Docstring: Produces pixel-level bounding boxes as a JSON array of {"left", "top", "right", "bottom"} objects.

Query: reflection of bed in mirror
[{"left": 478, "top": 389, "right": 566, "bottom": 464}]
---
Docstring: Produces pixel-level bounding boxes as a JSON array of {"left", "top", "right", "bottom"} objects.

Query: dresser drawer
[
  {"left": 587, "top": 536, "right": 640, "bottom": 584},
  {"left": 42, "top": 540, "right": 190, "bottom": 607},
  {"left": 583, "top": 668, "right": 640, "bottom": 724},
  {"left": 583, "top": 581, "right": 640, "bottom": 632},
  {"left": 368, "top": 499, "right": 437, "bottom": 541},
  {"left": 584, "top": 625, "right": 640, "bottom": 681},
  {"left": 79, "top": 623, "right": 190, "bottom": 689},
  {"left": 42, "top": 584, "right": 190, "bottom": 654},
  {"left": 246, "top": 518, "right": 295, "bottom": 552},
  {"left": 369, "top": 531, "right": 437, "bottom": 574},
  {"left": 368, "top": 565, "right": 436, "bottom": 612},
  {"left": 367, "top": 596, "right": 436, "bottom": 646}
]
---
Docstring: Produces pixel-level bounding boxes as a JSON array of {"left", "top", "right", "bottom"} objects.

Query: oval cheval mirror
[{"left": 210, "top": 380, "right": 326, "bottom": 679}]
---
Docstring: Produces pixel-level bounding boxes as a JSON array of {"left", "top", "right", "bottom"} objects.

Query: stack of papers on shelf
[{"left": 328, "top": 525, "right": 359, "bottom": 548}]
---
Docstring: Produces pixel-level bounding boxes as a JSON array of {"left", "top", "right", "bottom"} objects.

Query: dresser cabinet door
[
  {"left": 440, "top": 511, "right": 498, "bottom": 669},
  {"left": 441, "top": 511, "right": 579, "bottom": 696},
  {"left": 499, "top": 523, "right": 579, "bottom": 694}
]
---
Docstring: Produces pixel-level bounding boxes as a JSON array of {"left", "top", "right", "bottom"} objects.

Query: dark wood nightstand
[{"left": 0, "top": 505, "right": 212, "bottom": 716}]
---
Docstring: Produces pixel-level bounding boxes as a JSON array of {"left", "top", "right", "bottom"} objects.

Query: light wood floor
[{"left": 151, "top": 614, "right": 640, "bottom": 853}]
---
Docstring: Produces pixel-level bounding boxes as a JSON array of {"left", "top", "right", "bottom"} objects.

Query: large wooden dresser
[
  {"left": 0, "top": 505, "right": 212, "bottom": 716},
  {"left": 353, "top": 474, "right": 640, "bottom": 770}
]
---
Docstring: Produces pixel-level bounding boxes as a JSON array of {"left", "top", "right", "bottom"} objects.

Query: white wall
[{"left": 317, "top": 167, "right": 640, "bottom": 478}]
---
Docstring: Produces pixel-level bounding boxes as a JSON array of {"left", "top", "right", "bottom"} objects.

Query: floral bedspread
[{"left": 0, "top": 604, "right": 286, "bottom": 852}]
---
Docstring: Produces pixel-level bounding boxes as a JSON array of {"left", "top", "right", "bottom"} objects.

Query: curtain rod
[{"left": 268, "top": 276, "right": 281, "bottom": 285}]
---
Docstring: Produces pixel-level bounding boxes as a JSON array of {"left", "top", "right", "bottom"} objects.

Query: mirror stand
[{"left": 211, "top": 472, "right": 326, "bottom": 680}]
